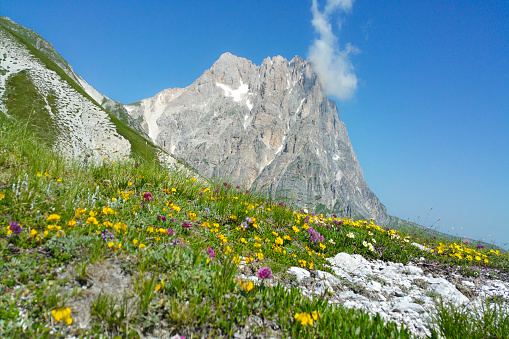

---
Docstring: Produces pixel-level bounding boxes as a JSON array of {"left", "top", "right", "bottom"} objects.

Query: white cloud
[{"left": 308, "top": 0, "right": 359, "bottom": 100}]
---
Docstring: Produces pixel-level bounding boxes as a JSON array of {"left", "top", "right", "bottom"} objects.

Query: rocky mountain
[
  {"left": 0, "top": 17, "right": 156, "bottom": 163},
  {"left": 126, "top": 53, "right": 389, "bottom": 224}
]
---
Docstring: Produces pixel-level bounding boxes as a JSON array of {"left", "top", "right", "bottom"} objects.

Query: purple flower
[
  {"left": 206, "top": 247, "right": 216, "bottom": 259},
  {"left": 182, "top": 222, "right": 191, "bottom": 229},
  {"left": 169, "top": 218, "right": 175, "bottom": 223},
  {"left": 477, "top": 245, "right": 485, "bottom": 249},
  {"left": 236, "top": 185, "right": 241, "bottom": 189},
  {"left": 257, "top": 267, "right": 272, "bottom": 279},
  {"left": 307, "top": 226, "right": 324, "bottom": 244},
  {"left": 245, "top": 190, "right": 250, "bottom": 194},
  {"left": 205, "top": 207, "right": 210, "bottom": 213},
  {"left": 9, "top": 222, "right": 22, "bottom": 234},
  {"left": 167, "top": 228, "right": 175, "bottom": 236},
  {"left": 157, "top": 215, "right": 166, "bottom": 222},
  {"left": 142, "top": 192, "right": 152, "bottom": 202},
  {"left": 223, "top": 182, "right": 228, "bottom": 187},
  {"left": 199, "top": 192, "right": 203, "bottom": 196},
  {"left": 245, "top": 217, "right": 253, "bottom": 223},
  {"left": 241, "top": 221, "right": 248, "bottom": 229}
]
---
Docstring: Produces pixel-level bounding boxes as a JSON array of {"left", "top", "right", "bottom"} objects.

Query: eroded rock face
[
  {"left": 0, "top": 21, "right": 131, "bottom": 163},
  {"left": 126, "top": 53, "right": 388, "bottom": 223}
]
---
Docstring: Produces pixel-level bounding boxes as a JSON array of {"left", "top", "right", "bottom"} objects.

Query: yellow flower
[
  {"left": 138, "top": 244, "right": 146, "bottom": 248},
  {"left": 154, "top": 284, "right": 161, "bottom": 292},
  {"left": 86, "top": 217, "right": 98, "bottom": 225},
  {"left": 241, "top": 238, "right": 248, "bottom": 244},
  {"left": 37, "top": 172, "right": 42, "bottom": 177},
  {"left": 67, "top": 220, "right": 76, "bottom": 227},
  {"left": 312, "top": 310, "right": 320, "bottom": 320},
  {"left": 189, "top": 211, "right": 197, "bottom": 220},
  {"left": 47, "top": 214, "right": 61, "bottom": 221},
  {"left": 230, "top": 215, "right": 237, "bottom": 220},
  {"left": 102, "top": 206, "right": 116, "bottom": 215},
  {"left": 31, "top": 229, "right": 37, "bottom": 236},
  {"left": 133, "top": 239, "right": 138, "bottom": 244},
  {"left": 107, "top": 242, "right": 114, "bottom": 248},
  {"left": 190, "top": 177, "right": 196, "bottom": 182},
  {"left": 254, "top": 236, "right": 261, "bottom": 241},
  {"left": 57, "top": 177, "right": 62, "bottom": 182},
  {"left": 0, "top": 192, "right": 4, "bottom": 200},
  {"left": 51, "top": 307, "right": 72, "bottom": 325},
  {"left": 294, "top": 312, "right": 313, "bottom": 326},
  {"left": 319, "top": 243, "right": 326, "bottom": 250},
  {"left": 284, "top": 235, "right": 292, "bottom": 241},
  {"left": 256, "top": 252, "right": 264, "bottom": 260},
  {"left": 171, "top": 187, "right": 176, "bottom": 192},
  {"left": 275, "top": 237, "right": 283, "bottom": 246},
  {"left": 242, "top": 281, "right": 254, "bottom": 292},
  {"left": 172, "top": 205, "right": 181, "bottom": 212}
]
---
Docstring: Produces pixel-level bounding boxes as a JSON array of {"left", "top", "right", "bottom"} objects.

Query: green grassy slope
[
  {"left": 0, "top": 111, "right": 507, "bottom": 338},
  {"left": 0, "top": 20, "right": 160, "bottom": 162}
]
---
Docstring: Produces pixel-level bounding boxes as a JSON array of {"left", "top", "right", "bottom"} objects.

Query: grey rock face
[{"left": 126, "top": 52, "right": 389, "bottom": 223}]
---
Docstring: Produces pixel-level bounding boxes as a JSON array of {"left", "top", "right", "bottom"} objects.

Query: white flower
[
  {"left": 368, "top": 243, "right": 375, "bottom": 251},
  {"left": 329, "top": 239, "right": 336, "bottom": 245},
  {"left": 368, "top": 231, "right": 373, "bottom": 236},
  {"left": 372, "top": 238, "right": 376, "bottom": 244},
  {"left": 363, "top": 241, "right": 368, "bottom": 247},
  {"left": 346, "top": 232, "right": 355, "bottom": 238}
]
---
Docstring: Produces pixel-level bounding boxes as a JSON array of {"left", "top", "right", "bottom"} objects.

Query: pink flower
[
  {"left": 257, "top": 267, "right": 272, "bottom": 279},
  {"left": 206, "top": 247, "right": 215, "bottom": 259},
  {"left": 182, "top": 222, "right": 191, "bottom": 229}
]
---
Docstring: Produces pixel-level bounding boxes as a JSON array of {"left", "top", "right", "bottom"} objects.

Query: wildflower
[
  {"left": 241, "top": 280, "right": 254, "bottom": 292},
  {"left": 142, "top": 192, "right": 152, "bottom": 202},
  {"left": 9, "top": 221, "right": 22, "bottom": 234},
  {"left": 275, "top": 237, "right": 283, "bottom": 246},
  {"left": 182, "top": 222, "right": 191, "bottom": 229},
  {"left": 292, "top": 226, "right": 300, "bottom": 233},
  {"left": 294, "top": 312, "right": 313, "bottom": 326},
  {"left": 51, "top": 307, "right": 73, "bottom": 325},
  {"left": 189, "top": 211, "right": 197, "bottom": 220},
  {"left": 307, "top": 226, "right": 324, "bottom": 244},
  {"left": 346, "top": 232, "right": 355, "bottom": 238},
  {"left": 47, "top": 214, "right": 61, "bottom": 221},
  {"left": 256, "top": 252, "right": 264, "bottom": 260},
  {"left": 138, "top": 244, "right": 146, "bottom": 249},
  {"left": 0, "top": 192, "right": 4, "bottom": 200},
  {"left": 363, "top": 241, "right": 368, "bottom": 247},
  {"left": 206, "top": 247, "right": 216, "bottom": 259},
  {"left": 102, "top": 207, "right": 116, "bottom": 215},
  {"left": 257, "top": 267, "right": 272, "bottom": 279}
]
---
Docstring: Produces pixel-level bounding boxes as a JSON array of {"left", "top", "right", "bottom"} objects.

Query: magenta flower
[
  {"left": 9, "top": 221, "right": 22, "bottom": 234},
  {"left": 167, "top": 228, "right": 175, "bottom": 236},
  {"left": 182, "top": 222, "right": 191, "bottom": 229},
  {"left": 206, "top": 247, "right": 216, "bottom": 259},
  {"left": 142, "top": 192, "right": 152, "bottom": 202},
  {"left": 257, "top": 267, "right": 272, "bottom": 279}
]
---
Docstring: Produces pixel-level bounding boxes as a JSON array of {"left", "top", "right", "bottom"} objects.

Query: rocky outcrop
[
  {"left": 236, "top": 251, "right": 509, "bottom": 338},
  {"left": 126, "top": 52, "right": 389, "bottom": 223}
]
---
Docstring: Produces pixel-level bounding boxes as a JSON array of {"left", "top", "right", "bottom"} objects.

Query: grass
[
  {"left": 0, "top": 20, "right": 161, "bottom": 162},
  {"left": 0, "top": 112, "right": 508, "bottom": 338}
]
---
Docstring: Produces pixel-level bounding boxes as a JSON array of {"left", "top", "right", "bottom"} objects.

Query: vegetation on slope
[
  {"left": 0, "top": 20, "right": 160, "bottom": 162},
  {"left": 1, "top": 111, "right": 508, "bottom": 338}
]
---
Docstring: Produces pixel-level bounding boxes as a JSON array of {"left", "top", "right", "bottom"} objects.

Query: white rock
[{"left": 287, "top": 267, "right": 310, "bottom": 282}]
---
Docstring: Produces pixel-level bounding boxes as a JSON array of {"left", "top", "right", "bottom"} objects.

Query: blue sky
[{"left": 3, "top": 0, "right": 508, "bottom": 249}]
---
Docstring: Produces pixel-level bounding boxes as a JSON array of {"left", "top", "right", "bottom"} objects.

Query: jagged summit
[{"left": 125, "top": 52, "right": 389, "bottom": 223}]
